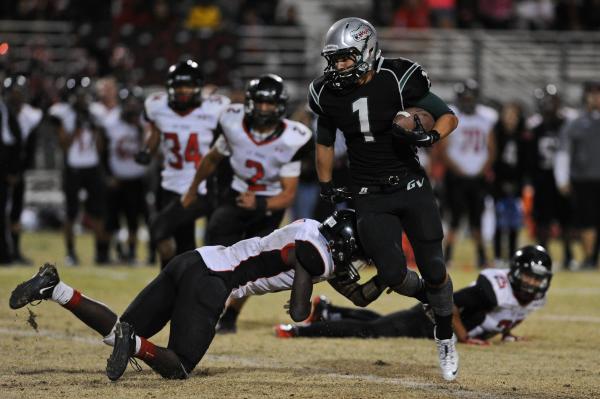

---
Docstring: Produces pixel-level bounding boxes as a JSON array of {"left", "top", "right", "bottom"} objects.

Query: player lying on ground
[
  {"left": 8, "top": 210, "right": 376, "bottom": 381},
  {"left": 277, "top": 245, "right": 552, "bottom": 344}
]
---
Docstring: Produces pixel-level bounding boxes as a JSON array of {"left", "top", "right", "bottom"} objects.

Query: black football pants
[
  {"left": 295, "top": 304, "right": 434, "bottom": 339},
  {"left": 150, "top": 189, "right": 211, "bottom": 254},
  {"left": 120, "top": 251, "right": 230, "bottom": 374},
  {"left": 355, "top": 172, "right": 446, "bottom": 287},
  {"left": 205, "top": 190, "right": 285, "bottom": 246}
]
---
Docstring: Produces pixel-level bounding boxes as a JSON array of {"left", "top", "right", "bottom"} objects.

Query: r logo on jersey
[{"left": 406, "top": 178, "right": 424, "bottom": 191}]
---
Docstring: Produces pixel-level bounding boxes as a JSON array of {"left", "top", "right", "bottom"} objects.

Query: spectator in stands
[
  {"left": 184, "top": 0, "right": 222, "bottom": 30},
  {"left": 491, "top": 102, "right": 526, "bottom": 266},
  {"left": 478, "top": 0, "right": 515, "bottom": 29},
  {"left": 427, "top": 0, "right": 456, "bottom": 28},
  {"left": 515, "top": 0, "right": 555, "bottom": 30},
  {"left": 392, "top": 0, "right": 431, "bottom": 28},
  {"left": 555, "top": 81, "right": 600, "bottom": 270}
]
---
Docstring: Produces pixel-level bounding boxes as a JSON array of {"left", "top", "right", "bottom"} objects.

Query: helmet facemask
[
  {"left": 321, "top": 18, "right": 380, "bottom": 91},
  {"left": 508, "top": 246, "right": 553, "bottom": 304},
  {"left": 323, "top": 47, "right": 372, "bottom": 91},
  {"left": 167, "top": 82, "right": 201, "bottom": 112},
  {"left": 245, "top": 96, "right": 285, "bottom": 129}
]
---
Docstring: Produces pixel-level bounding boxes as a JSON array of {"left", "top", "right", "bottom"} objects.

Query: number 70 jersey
[{"left": 144, "top": 92, "right": 230, "bottom": 194}]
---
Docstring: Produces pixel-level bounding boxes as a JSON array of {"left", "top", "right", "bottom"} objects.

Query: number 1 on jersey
[{"left": 352, "top": 97, "right": 375, "bottom": 143}]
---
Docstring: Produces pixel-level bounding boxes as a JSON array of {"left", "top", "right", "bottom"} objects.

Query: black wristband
[
  {"left": 319, "top": 181, "right": 333, "bottom": 191},
  {"left": 429, "top": 130, "right": 441, "bottom": 144},
  {"left": 255, "top": 196, "right": 268, "bottom": 212}
]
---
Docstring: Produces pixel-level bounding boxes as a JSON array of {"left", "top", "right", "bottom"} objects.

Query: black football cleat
[
  {"left": 215, "top": 318, "right": 237, "bottom": 335},
  {"left": 9, "top": 263, "right": 60, "bottom": 309},
  {"left": 106, "top": 321, "right": 136, "bottom": 381}
]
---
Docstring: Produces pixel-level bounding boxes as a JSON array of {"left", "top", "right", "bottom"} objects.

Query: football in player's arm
[{"left": 309, "top": 17, "right": 458, "bottom": 381}]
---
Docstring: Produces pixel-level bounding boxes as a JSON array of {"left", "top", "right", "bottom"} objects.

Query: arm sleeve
[
  {"left": 413, "top": 92, "right": 454, "bottom": 120},
  {"left": 295, "top": 239, "right": 326, "bottom": 277},
  {"left": 315, "top": 115, "right": 337, "bottom": 147},
  {"left": 453, "top": 275, "right": 498, "bottom": 311}
]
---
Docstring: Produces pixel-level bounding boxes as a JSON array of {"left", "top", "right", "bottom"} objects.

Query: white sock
[
  {"left": 135, "top": 336, "right": 142, "bottom": 355},
  {"left": 51, "top": 281, "right": 74, "bottom": 305}
]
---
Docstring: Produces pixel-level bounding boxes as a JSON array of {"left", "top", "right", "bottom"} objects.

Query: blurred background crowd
[{"left": 1, "top": 0, "right": 599, "bottom": 270}]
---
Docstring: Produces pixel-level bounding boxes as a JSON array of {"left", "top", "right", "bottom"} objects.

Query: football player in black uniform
[
  {"left": 523, "top": 85, "right": 574, "bottom": 268},
  {"left": 309, "top": 17, "right": 459, "bottom": 381},
  {"left": 277, "top": 245, "right": 552, "bottom": 345}
]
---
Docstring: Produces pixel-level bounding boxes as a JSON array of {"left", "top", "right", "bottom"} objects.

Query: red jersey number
[
  {"left": 245, "top": 159, "right": 266, "bottom": 192},
  {"left": 164, "top": 132, "right": 202, "bottom": 169}
]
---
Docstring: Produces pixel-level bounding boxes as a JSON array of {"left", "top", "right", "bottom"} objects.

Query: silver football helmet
[{"left": 321, "top": 17, "right": 381, "bottom": 90}]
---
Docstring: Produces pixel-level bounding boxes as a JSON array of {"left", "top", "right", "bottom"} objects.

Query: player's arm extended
[
  {"left": 134, "top": 123, "right": 161, "bottom": 164},
  {"left": 451, "top": 305, "right": 470, "bottom": 343},
  {"left": 288, "top": 245, "right": 319, "bottom": 322},
  {"left": 265, "top": 176, "right": 299, "bottom": 211},
  {"left": 328, "top": 275, "right": 386, "bottom": 307},
  {"left": 181, "top": 146, "right": 225, "bottom": 207},
  {"left": 414, "top": 92, "right": 458, "bottom": 140}
]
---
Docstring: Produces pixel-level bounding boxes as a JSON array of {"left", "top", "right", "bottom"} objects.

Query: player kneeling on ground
[
  {"left": 277, "top": 245, "right": 552, "bottom": 346},
  {"left": 8, "top": 210, "right": 377, "bottom": 381}
]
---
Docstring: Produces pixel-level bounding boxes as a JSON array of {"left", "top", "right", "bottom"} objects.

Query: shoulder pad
[
  {"left": 205, "top": 94, "right": 231, "bottom": 106},
  {"left": 144, "top": 92, "right": 168, "bottom": 120},
  {"left": 308, "top": 76, "right": 327, "bottom": 115},
  {"left": 476, "top": 105, "right": 499, "bottom": 122},
  {"left": 22, "top": 104, "right": 43, "bottom": 125},
  {"left": 283, "top": 120, "right": 313, "bottom": 147}
]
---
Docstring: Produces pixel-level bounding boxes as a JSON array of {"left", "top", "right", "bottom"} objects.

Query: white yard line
[{"left": 0, "top": 327, "right": 503, "bottom": 399}]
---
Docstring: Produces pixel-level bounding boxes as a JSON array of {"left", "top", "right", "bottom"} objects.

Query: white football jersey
[
  {"left": 446, "top": 105, "right": 498, "bottom": 176},
  {"left": 90, "top": 102, "right": 146, "bottom": 179},
  {"left": 467, "top": 268, "right": 545, "bottom": 339},
  {"left": 18, "top": 103, "right": 43, "bottom": 140},
  {"left": 197, "top": 218, "right": 334, "bottom": 298},
  {"left": 144, "top": 92, "right": 230, "bottom": 194},
  {"left": 1, "top": 101, "right": 42, "bottom": 145},
  {"left": 214, "top": 104, "right": 312, "bottom": 196},
  {"left": 48, "top": 102, "right": 99, "bottom": 168}
]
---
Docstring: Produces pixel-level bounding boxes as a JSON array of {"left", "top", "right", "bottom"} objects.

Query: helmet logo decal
[{"left": 351, "top": 24, "right": 372, "bottom": 42}]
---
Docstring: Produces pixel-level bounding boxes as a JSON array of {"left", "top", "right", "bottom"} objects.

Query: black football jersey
[
  {"left": 308, "top": 57, "right": 431, "bottom": 185},
  {"left": 523, "top": 117, "right": 566, "bottom": 182}
]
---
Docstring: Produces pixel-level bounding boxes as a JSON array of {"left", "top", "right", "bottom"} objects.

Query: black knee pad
[{"left": 419, "top": 255, "right": 446, "bottom": 287}]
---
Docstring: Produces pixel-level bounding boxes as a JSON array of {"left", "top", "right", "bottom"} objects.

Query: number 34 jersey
[
  {"left": 214, "top": 103, "right": 313, "bottom": 196},
  {"left": 144, "top": 92, "right": 230, "bottom": 194}
]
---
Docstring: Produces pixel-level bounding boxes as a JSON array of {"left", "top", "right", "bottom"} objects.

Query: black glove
[
  {"left": 392, "top": 115, "right": 441, "bottom": 148},
  {"left": 134, "top": 150, "right": 152, "bottom": 165},
  {"left": 319, "top": 181, "right": 350, "bottom": 204}
]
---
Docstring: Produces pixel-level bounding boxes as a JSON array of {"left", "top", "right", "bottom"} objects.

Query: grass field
[{"left": 1, "top": 232, "right": 599, "bottom": 399}]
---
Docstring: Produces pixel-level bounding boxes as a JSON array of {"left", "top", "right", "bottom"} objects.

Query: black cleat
[
  {"left": 106, "top": 321, "right": 136, "bottom": 381},
  {"left": 9, "top": 263, "right": 60, "bottom": 309}
]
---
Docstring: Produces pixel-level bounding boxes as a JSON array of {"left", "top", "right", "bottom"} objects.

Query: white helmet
[{"left": 321, "top": 17, "right": 381, "bottom": 90}]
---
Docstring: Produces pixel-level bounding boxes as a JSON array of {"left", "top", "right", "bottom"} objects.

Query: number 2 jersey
[
  {"left": 308, "top": 57, "right": 437, "bottom": 185},
  {"left": 454, "top": 268, "right": 546, "bottom": 339},
  {"left": 144, "top": 92, "right": 230, "bottom": 194},
  {"left": 197, "top": 218, "right": 335, "bottom": 298},
  {"left": 213, "top": 103, "right": 313, "bottom": 196}
]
